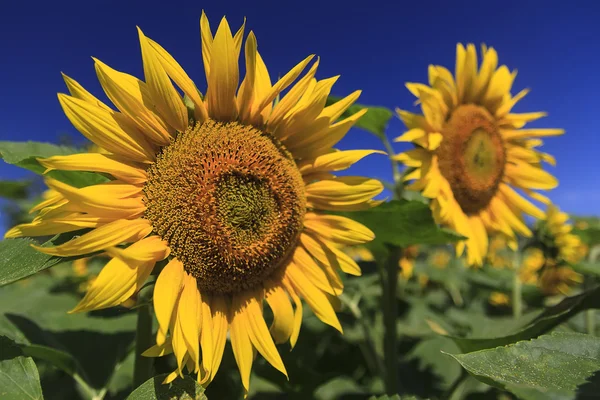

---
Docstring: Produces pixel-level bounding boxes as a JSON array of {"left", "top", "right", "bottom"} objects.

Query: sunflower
[
  {"left": 489, "top": 291, "right": 510, "bottom": 306},
  {"left": 520, "top": 205, "right": 584, "bottom": 295},
  {"left": 5, "top": 14, "right": 383, "bottom": 392},
  {"left": 394, "top": 44, "right": 562, "bottom": 266},
  {"left": 399, "top": 245, "right": 419, "bottom": 279}
]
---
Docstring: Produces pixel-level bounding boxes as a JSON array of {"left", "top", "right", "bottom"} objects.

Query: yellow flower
[
  {"left": 519, "top": 247, "right": 545, "bottom": 284},
  {"left": 344, "top": 246, "right": 375, "bottom": 262},
  {"left": 489, "top": 292, "right": 510, "bottom": 306},
  {"left": 428, "top": 248, "right": 451, "bottom": 269},
  {"left": 485, "top": 234, "right": 513, "bottom": 269},
  {"left": 539, "top": 262, "right": 583, "bottom": 295},
  {"left": 5, "top": 14, "right": 383, "bottom": 393},
  {"left": 545, "top": 205, "right": 585, "bottom": 264},
  {"left": 394, "top": 44, "right": 562, "bottom": 266},
  {"left": 399, "top": 245, "right": 419, "bottom": 279}
]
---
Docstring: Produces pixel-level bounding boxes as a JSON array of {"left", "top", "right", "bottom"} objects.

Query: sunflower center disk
[
  {"left": 143, "top": 120, "right": 306, "bottom": 294},
  {"left": 436, "top": 105, "right": 506, "bottom": 215}
]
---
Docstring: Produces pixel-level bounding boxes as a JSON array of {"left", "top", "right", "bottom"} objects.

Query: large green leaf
[
  {"left": 326, "top": 96, "right": 393, "bottom": 138},
  {"left": 341, "top": 200, "right": 464, "bottom": 251},
  {"left": 446, "top": 286, "right": 600, "bottom": 353},
  {"left": 127, "top": 374, "right": 208, "bottom": 400},
  {"left": 0, "top": 141, "right": 107, "bottom": 188},
  {"left": 0, "top": 273, "right": 137, "bottom": 393},
  {"left": 0, "top": 335, "right": 44, "bottom": 400},
  {"left": 447, "top": 332, "right": 600, "bottom": 400},
  {"left": 0, "top": 238, "right": 66, "bottom": 287}
]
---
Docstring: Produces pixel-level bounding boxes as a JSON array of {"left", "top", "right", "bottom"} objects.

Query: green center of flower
[
  {"left": 143, "top": 120, "right": 306, "bottom": 294},
  {"left": 437, "top": 104, "right": 506, "bottom": 215}
]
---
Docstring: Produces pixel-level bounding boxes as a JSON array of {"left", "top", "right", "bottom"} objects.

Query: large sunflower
[
  {"left": 394, "top": 44, "right": 563, "bottom": 265},
  {"left": 5, "top": 14, "right": 383, "bottom": 392}
]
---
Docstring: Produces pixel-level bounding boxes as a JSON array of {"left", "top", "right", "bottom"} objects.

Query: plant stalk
[
  {"left": 382, "top": 246, "right": 402, "bottom": 394},
  {"left": 133, "top": 288, "right": 154, "bottom": 388}
]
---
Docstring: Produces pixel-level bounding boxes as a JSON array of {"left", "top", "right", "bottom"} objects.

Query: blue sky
[{"left": 0, "top": 0, "right": 598, "bottom": 220}]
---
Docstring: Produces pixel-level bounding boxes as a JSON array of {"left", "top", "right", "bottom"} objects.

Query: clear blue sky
[{"left": 0, "top": 0, "right": 598, "bottom": 218}]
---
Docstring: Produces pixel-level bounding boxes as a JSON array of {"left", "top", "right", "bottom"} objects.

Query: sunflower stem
[
  {"left": 133, "top": 287, "right": 154, "bottom": 388},
  {"left": 512, "top": 256, "right": 523, "bottom": 319},
  {"left": 381, "top": 245, "right": 402, "bottom": 394}
]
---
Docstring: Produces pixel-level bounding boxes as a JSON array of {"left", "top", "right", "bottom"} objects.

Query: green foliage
[
  {"left": 0, "top": 141, "right": 108, "bottom": 188},
  {"left": 0, "top": 180, "right": 31, "bottom": 200},
  {"left": 447, "top": 332, "right": 600, "bottom": 400},
  {"left": 0, "top": 238, "right": 67, "bottom": 287},
  {"left": 326, "top": 96, "right": 393, "bottom": 138},
  {"left": 446, "top": 286, "right": 600, "bottom": 352},
  {"left": 342, "top": 200, "right": 465, "bottom": 253},
  {"left": 127, "top": 374, "right": 207, "bottom": 400},
  {"left": 0, "top": 335, "right": 44, "bottom": 400}
]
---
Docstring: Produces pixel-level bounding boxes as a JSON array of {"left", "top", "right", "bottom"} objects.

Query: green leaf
[
  {"left": 0, "top": 180, "right": 30, "bottom": 200},
  {"left": 446, "top": 332, "right": 600, "bottom": 400},
  {"left": 446, "top": 286, "right": 600, "bottom": 353},
  {"left": 326, "top": 96, "right": 393, "bottom": 138},
  {"left": 341, "top": 200, "right": 465, "bottom": 252},
  {"left": 21, "top": 344, "right": 78, "bottom": 376},
  {"left": 0, "top": 238, "right": 66, "bottom": 287},
  {"left": 127, "top": 374, "right": 208, "bottom": 400},
  {"left": 0, "top": 141, "right": 108, "bottom": 188},
  {"left": 0, "top": 335, "right": 44, "bottom": 400}
]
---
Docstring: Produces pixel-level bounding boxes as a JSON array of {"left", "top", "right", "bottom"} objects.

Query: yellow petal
[
  {"left": 154, "top": 259, "right": 185, "bottom": 346},
  {"left": 472, "top": 45, "right": 498, "bottom": 101},
  {"left": 251, "top": 55, "right": 315, "bottom": 122},
  {"left": 105, "top": 235, "right": 169, "bottom": 266},
  {"left": 229, "top": 297, "right": 254, "bottom": 394},
  {"left": 266, "top": 59, "right": 320, "bottom": 131},
  {"left": 393, "top": 128, "right": 426, "bottom": 143},
  {"left": 178, "top": 274, "right": 201, "bottom": 372},
  {"left": 393, "top": 148, "right": 430, "bottom": 167},
  {"left": 206, "top": 17, "right": 238, "bottom": 122},
  {"left": 281, "top": 275, "right": 303, "bottom": 348},
  {"left": 4, "top": 213, "right": 109, "bottom": 239},
  {"left": 70, "top": 237, "right": 163, "bottom": 313},
  {"left": 292, "top": 247, "right": 338, "bottom": 295},
  {"left": 495, "top": 89, "right": 529, "bottom": 117},
  {"left": 498, "top": 183, "right": 545, "bottom": 219},
  {"left": 62, "top": 73, "right": 111, "bottom": 111},
  {"left": 300, "top": 232, "right": 361, "bottom": 276},
  {"left": 208, "top": 295, "right": 228, "bottom": 382},
  {"left": 288, "top": 108, "right": 368, "bottom": 159},
  {"left": 285, "top": 263, "right": 342, "bottom": 332},
  {"left": 502, "top": 128, "right": 564, "bottom": 141},
  {"left": 490, "top": 197, "right": 531, "bottom": 237},
  {"left": 264, "top": 280, "right": 294, "bottom": 344},
  {"left": 142, "top": 339, "right": 173, "bottom": 357},
  {"left": 138, "top": 28, "right": 188, "bottom": 132},
  {"left": 45, "top": 178, "right": 145, "bottom": 219},
  {"left": 236, "top": 31, "right": 257, "bottom": 123},
  {"left": 467, "top": 215, "right": 488, "bottom": 266},
  {"left": 200, "top": 11, "right": 213, "bottom": 83},
  {"left": 248, "top": 51, "right": 273, "bottom": 125},
  {"left": 197, "top": 294, "right": 213, "bottom": 383},
  {"left": 298, "top": 149, "right": 384, "bottom": 175},
  {"left": 304, "top": 213, "right": 374, "bottom": 245},
  {"left": 31, "top": 218, "right": 152, "bottom": 257},
  {"left": 39, "top": 153, "right": 147, "bottom": 184},
  {"left": 147, "top": 37, "right": 208, "bottom": 123},
  {"left": 237, "top": 289, "right": 287, "bottom": 378},
  {"left": 505, "top": 162, "right": 558, "bottom": 190},
  {"left": 58, "top": 94, "right": 155, "bottom": 162},
  {"left": 319, "top": 89, "right": 361, "bottom": 122},
  {"left": 306, "top": 177, "right": 383, "bottom": 211},
  {"left": 94, "top": 59, "right": 173, "bottom": 145}
]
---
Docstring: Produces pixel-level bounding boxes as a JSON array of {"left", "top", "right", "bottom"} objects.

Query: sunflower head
[
  {"left": 394, "top": 43, "right": 563, "bottom": 266},
  {"left": 6, "top": 13, "right": 384, "bottom": 393}
]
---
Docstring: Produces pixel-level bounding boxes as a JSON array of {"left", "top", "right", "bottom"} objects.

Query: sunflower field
[{"left": 1, "top": 10, "right": 600, "bottom": 400}]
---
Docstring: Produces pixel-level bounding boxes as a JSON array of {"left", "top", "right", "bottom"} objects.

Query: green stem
[
  {"left": 512, "top": 268, "right": 523, "bottom": 319},
  {"left": 133, "top": 288, "right": 154, "bottom": 388},
  {"left": 339, "top": 293, "right": 384, "bottom": 377},
  {"left": 382, "top": 246, "right": 402, "bottom": 394},
  {"left": 586, "top": 310, "right": 596, "bottom": 336}
]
